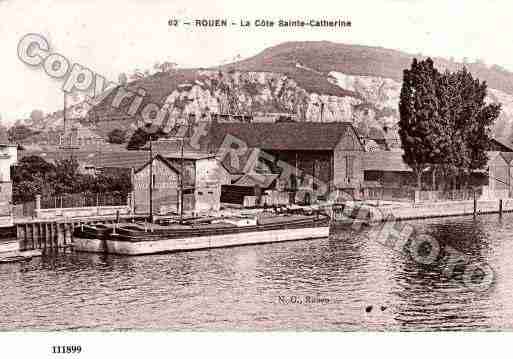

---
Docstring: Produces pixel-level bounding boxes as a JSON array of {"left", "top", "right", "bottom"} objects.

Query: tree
[
  {"left": 29, "top": 109, "right": 45, "bottom": 126},
  {"left": 11, "top": 156, "right": 56, "bottom": 202},
  {"left": 12, "top": 155, "right": 132, "bottom": 204},
  {"left": 399, "top": 58, "right": 502, "bottom": 191},
  {"left": 126, "top": 128, "right": 150, "bottom": 150},
  {"left": 52, "top": 158, "right": 82, "bottom": 195},
  {"left": 398, "top": 58, "right": 441, "bottom": 189},
  {"left": 107, "top": 128, "right": 127, "bottom": 144},
  {"left": 7, "top": 124, "right": 39, "bottom": 142},
  {"left": 437, "top": 67, "right": 501, "bottom": 187},
  {"left": 118, "top": 73, "right": 128, "bottom": 85},
  {"left": 126, "top": 125, "right": 165, "bottom": 150}
]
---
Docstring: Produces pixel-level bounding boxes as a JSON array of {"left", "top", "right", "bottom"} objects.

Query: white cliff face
[
  {"left": 158, "top": 70, "right": 365, "bottom": 123},
  {"left": 328, "top": 71, "right": 513, "bottom": 143},
  {"left": 486, "top": 88, "right": 513, "bottom": 141},
  {"left": 329, "top": 71, "right": 401, "bottom": 109},
  {"left": 80, "top": 68, "right": 513, "bottom": 145}
]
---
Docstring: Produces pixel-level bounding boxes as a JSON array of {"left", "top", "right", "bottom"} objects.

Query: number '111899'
[{"left": 52, "top": 346, "right": 82, "bottom": 354}]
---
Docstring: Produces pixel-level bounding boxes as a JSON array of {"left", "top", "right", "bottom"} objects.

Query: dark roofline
[
  {"left": 492, "top": 137, "right": 513, "bottom": 152},
  {"left": 349, "top": 125, "right": 366, "bottom": 152},
  {"left": 134, "top": 154, "right": 180, "bottom": 174},
  {"left": 210, "top": 121, "right": 361, "bottom": 151}
]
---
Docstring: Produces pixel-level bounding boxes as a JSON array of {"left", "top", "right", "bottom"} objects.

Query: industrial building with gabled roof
[{"left": 205, "top": 121, "right": 366, "bottom": 200}]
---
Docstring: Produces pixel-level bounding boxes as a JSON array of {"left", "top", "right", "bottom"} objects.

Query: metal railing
[{"left": 40, "top": 192, "right": 127, "bottom": 209}]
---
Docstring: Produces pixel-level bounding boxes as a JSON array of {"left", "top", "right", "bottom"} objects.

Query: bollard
[
  {"left": 50, "top": 223, "right": 55, "bottom": 250},
  {"left": 500, "top": 199, "right": 503, "bottom": 217},
  {"left": 64, "top": 224, "right": 72, "bottom": 248},
  {"left": 38, "top": 223, "right": 42, "bottom": 250},
  {"left": 473, "top": 190, "right": 477, "bottom": 217},
  {"left": 23, "top": 223, "right": 28, "bottom": 251},
  {"left": 57, "top": 223, "right": 64, "bottom": 249},
  {"left": 47, "top": 223, "right": 53, "bottom": 251},
  {"left": 30, "top": 223, "right": 35, "bottom": 250},
  {"left": 42, "top": 223, "right": 47, "bottom": 252},
  {"left": 16, "top": 225, "right": 22, "bottom": 251}
]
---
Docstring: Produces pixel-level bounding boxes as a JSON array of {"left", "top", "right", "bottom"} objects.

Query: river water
[{"left": 1, "top": 213, "right": 513, "bottom": 331}]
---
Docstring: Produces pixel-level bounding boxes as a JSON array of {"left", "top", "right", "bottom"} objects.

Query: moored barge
[{"left": 73, "top": 214, "right": 330, "bottom": 255}]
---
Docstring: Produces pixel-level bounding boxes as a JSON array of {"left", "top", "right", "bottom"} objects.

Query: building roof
[
  {"left": 19, "top": 150, "right": 151, "bottom": 169},
  {"left": 150, "top": 137, "right": 206, "bottom": 153},
  {"left": 491, "top": 137, "right": 513, "bottom": 152},
  {"left": 500, "top": 151, "right": 513, "bottom": 164},
  {"left": 134, "top": 154, "right": 179, "bottom": 174},
  {"left": 232, "top": 173, "right": 279, "bottom": 188},
  {"left": 162, "top": 152, "right": 216, "bottom": 160},
  {"left": 208, "top": 122, "right": 359, "bottom": 151},
  {"left": 363, "top": 150, "right": 412, "bottom": 172}
]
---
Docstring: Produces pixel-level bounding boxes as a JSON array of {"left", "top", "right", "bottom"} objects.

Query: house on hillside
[
  {"left": 207, "top": 122, "right": 366, "bottom": 200},
  {"left": 20, "top": 119, "right": 106, "bottom": 151}
]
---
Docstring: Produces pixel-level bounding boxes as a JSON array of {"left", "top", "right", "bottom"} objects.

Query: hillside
[
  {"left": 223, "top": 41, "right": 513, "bottom": 95},
  {"left": 31, "top": 41, "right": 513, "bottom": 148}
]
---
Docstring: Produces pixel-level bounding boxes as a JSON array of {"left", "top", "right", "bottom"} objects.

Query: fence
[
  {"left": 414, "top": 188, "right": 482, "bottom": 202},
  {"left": 362, "top": 186, "right": 415, "bottom": 202},
  {"left": 361, "top": 187, "right": 484, "bottom": 203},
  {"left": 40, "top": 192, "right": 128, "bottom": 209}
]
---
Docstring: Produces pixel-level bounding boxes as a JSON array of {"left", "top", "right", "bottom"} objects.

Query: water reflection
[{"left": 1, "top": 213, "right": 513, "bottom": 330}]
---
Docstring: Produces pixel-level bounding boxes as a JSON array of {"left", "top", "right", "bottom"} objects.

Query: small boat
[{"left": 73, "top": 213, "right": 331, "bottom": 255}]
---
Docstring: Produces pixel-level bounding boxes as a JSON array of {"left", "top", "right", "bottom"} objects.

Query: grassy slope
[{"left": 224, "top": 41, "right": 513, "bottom": 95}]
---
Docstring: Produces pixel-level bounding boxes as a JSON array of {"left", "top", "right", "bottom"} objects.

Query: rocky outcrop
[{"left": 17, "top": 41, "right": 513, "bottom": 150}]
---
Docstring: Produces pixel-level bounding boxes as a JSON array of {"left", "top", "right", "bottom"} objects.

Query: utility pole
[
  {"left": 180, "top": 136, "right": 184, "bottom": 223},
  {"left": 60, "top": 92, "right": 78, "bottom": 159},
  {"left": 63, "top": 92, "right": 67, "bottom": 135},
  {"left": 149, "top": 136, "right": 154, "bottom": 223}
]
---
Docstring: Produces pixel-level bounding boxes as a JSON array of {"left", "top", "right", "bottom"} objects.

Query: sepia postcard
[{"left": 1, "top": 0, "right": 512, "bottom": 357}]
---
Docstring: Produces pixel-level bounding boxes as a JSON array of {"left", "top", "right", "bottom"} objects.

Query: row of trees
[
  {"left": 12, "top": 156, "right": 131, "bottom": 204},
  {"left": 399, "top": 58, "right": 502, "bottom": 190}
]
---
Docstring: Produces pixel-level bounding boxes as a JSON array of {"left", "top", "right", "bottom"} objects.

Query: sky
[{"left": 1, "top": 0, "right": 512, "bottom": 124}]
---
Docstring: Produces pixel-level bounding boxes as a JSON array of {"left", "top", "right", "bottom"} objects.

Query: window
[
  {"left": 208, "top": 191, "right": 213, "bottom": 195},
  {"left": 197, "top": 191, "right": 203, "bottom": 195},
  {"left": 346, "top": 155, "right": 354, "bottom": 182}
]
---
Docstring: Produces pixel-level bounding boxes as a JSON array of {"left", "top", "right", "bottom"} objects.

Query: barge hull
[{"left": 73, "top": 225, "right": 330, "bottom": 255}]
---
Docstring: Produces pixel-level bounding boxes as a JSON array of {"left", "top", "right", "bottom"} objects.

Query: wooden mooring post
[
  {"left": 15, "top": 216, "right": 136, "bottom": 255},
  {"left": 15, "top": 220, "right": 74, "bottom": 254},
  {"left": 473, "top": 190, "right": 477, "bottom": 218}
]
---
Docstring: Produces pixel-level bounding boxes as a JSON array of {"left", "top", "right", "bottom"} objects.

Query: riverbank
[{"left": 361, "top": 198, "right": 513, "bottom": 222}]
